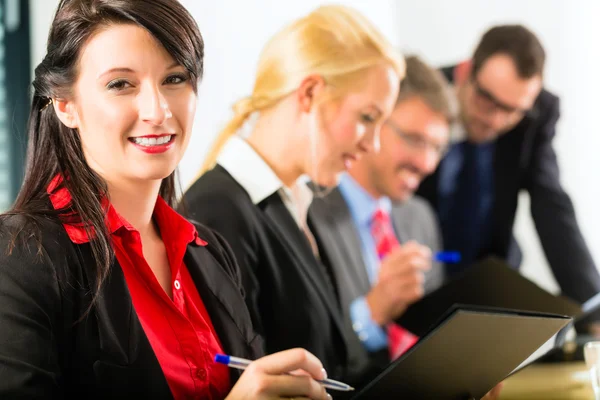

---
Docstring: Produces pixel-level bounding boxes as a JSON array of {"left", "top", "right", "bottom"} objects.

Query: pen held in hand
[{"left": 214, "top": 354, "right": 355, "bottom": 392}]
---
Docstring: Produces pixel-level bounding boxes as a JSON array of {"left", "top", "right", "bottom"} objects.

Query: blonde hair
[{"left": 198, "top": 5, "right": 405, "bottom": 174}]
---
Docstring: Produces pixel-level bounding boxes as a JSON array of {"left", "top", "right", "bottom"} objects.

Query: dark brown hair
[
  {"left": 2, "top": 0, "right": 203, "bottom": 310},
  {"left": 472, "top": 24, "right": 545, "bottom": 79},
  {"left": 397, "top": 55, "right": 454, "bottom": 123}
]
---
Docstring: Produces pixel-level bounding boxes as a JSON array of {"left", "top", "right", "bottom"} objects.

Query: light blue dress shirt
[{"left": 338, "top": 174, "right": 393, "bottom": 352}]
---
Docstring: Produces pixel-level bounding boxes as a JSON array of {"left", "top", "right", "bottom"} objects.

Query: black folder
[
  {"left": 397, "top": 256, "right": 582, "bottom": 337},
  {"left": 352, "top": 305, "right": 572, "bottom": 399}
]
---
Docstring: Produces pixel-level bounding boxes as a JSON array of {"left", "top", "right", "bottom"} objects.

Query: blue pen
[
  {"left": 434, "top": 251, "right": 461, "bottom": 264},
  {"left": 214, "top": 354, "right": 355, "bottom": 392}
]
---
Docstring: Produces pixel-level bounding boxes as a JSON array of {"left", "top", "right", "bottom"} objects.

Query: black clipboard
[
  {"left": 397, "top": 256, "right": 582, "bottom": 337},
  {"left": 352, "top": 305, "right": 572, "bottom": 399}
]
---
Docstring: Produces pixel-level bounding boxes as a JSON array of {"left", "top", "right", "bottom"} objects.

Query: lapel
[
  {"left": 76, "top": 245, "right": 172, "bottom": 397},
  {"left": 184, "top": 242, "right": 256, "bottom": 345},
  {"left": 391, "top": 202, "right": 411, "bottom": 244},
  {"left": 184, "top": 241, "right": 258, "bottom": 382},
  {"left": 259, "top": 193, "right": 345, "bottom": 332},
  {"left": 310, "top": 188, "right": 371, "bottom": 297},
  {"left": 491, "top": 121, "right": 531, "bottom": 252},
  {"left": 416, "top": 167, "right": 440, "bottom": 212},
  {"left": 78, "top": 247, "right": 139, "bottom": 365},
  {"left": 390, "top": 199, "right": 447, "bottom": 292}
]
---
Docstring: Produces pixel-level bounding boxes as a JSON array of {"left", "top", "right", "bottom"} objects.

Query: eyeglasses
[
  {"left": 384, "top": 120, "right": 449, "bottom": 157},
  {"left": 471, "top": 77, "right": 533, "bottom": 120}
]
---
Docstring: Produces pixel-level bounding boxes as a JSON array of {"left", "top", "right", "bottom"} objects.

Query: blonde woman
[{"left": 183, "top": 5, "right": 403, "bottom": 385}]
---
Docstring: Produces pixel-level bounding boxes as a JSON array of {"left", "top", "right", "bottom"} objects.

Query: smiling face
[
  {"left": 307, "top": 63, "right": 400, "bottom": 187},
  {"left": 351, "top": 95, "right": 450, "bottom": 202},
  {"left": 54, "top": 23, "right": 197, "bottom": 186}
]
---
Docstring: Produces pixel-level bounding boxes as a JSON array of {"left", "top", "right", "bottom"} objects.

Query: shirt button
[
  {"left": 174, "top": 280, "right": 181, "bottom": 290},
  {"left": 196, "top": 368, "right": 207, "bottom": 380}
]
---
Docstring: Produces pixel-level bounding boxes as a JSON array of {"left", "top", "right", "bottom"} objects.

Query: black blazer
[
  {"left": 0, "top": 213, "right": 262, "bottom": 399},
  {"left": 183, "top": 165, "right": 350, "bottom": 381},
  {"left": 417, "top": 65, "right": 600, "bottom": 304}
]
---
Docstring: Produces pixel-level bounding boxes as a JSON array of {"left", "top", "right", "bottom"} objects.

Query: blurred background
[{"left": 2, "top": 0, "right": 598, "bottom": 294}]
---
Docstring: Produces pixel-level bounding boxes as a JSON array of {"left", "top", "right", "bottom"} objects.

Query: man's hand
[{"left": 365, "top": 241, "right": 431, "bottom": 325}]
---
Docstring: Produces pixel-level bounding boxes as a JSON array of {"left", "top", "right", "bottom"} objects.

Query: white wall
[
  {"left": 29, "top": 0, "right": 57, "bottom": 73},
  {"left": 30, "top": 1, "right": 600, "bottom": 294}
]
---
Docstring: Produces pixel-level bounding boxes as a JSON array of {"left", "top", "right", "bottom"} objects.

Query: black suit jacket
[
  {"left": 183, "top": 165, "right": 350, "bottom": 381},
  {"left": 417, "top": 65, "right": 600, "bottom": 304},
  {"left": 0, "top": 213, "right": 262, "bottom": 399}
]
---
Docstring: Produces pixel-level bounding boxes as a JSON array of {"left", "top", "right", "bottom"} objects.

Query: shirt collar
[
  {"left": 217, "top": 135, "right": 283, "bottom": 204},
  {"left": 217, "top": 136, "right": 315, "bottom": 228},
  {"left": 153, "top": 196, "right": 206, "bottom": 246},
  {"left": 280, "top": 177, "right": 314, "bottom": 228},
  {"left": 47, "top": 174, "right": 207, "bottom": 246},
  {"left": 447, "top": 83, "right": 468, "bottom": 144},
  {"left": 337, "top": 173, "right": 391, "bottom": 227}
]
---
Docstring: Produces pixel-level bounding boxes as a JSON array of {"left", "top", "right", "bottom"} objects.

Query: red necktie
[{"left": 371, "top": 208, "right": 419, "bottom": 360}]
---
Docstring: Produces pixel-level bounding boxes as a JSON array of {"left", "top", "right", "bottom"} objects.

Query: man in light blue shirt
[{"left": 337, "top": 175, "right": 437, "bottom": 351}]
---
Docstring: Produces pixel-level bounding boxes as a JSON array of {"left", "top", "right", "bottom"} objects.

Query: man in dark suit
[
  {"left": 310, "top": 55, "right": 453, "bottom": 380},
  {"left": 416, "top": 24, "right": 600, "bottom": 305}
]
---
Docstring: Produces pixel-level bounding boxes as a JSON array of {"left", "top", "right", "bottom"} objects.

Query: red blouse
[{"left": 48, "top": 176, "right": 231, "bottom": 399}]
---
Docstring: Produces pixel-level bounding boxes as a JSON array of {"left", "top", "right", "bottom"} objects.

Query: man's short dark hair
[{"left": 472, "top": 24, "right": 545, "bottom": 79}]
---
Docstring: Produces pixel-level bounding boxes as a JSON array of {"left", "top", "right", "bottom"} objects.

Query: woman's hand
[
  {"left": 226, "top": 348, "right": 332, "bottom": 400},
  {"left": 481, "top": 382, "right": 504, "bottom": 400}
]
